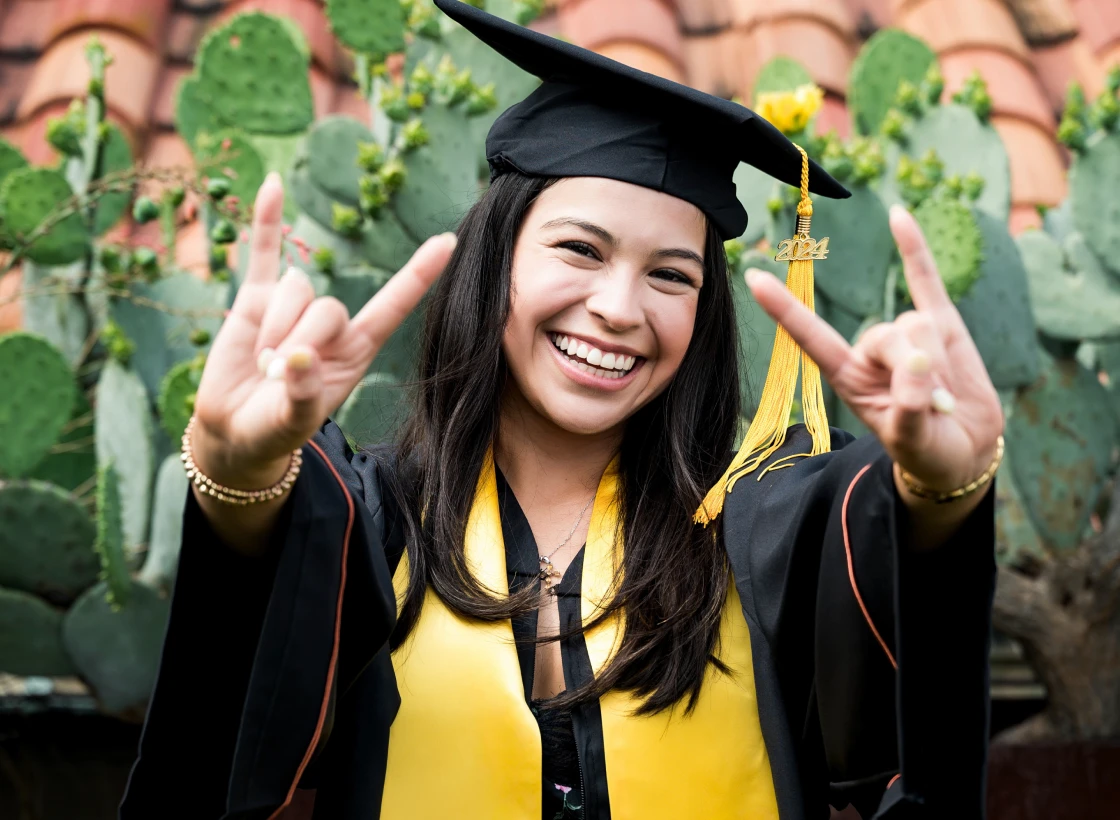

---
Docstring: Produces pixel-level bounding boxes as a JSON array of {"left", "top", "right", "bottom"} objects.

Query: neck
[{"left": 494, "top": 386, "right": 622, "bottom": 510}]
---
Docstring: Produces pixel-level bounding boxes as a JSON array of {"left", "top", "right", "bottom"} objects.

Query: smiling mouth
[{"left": 548, "top": 333, "right": 641, "bottom": 380}]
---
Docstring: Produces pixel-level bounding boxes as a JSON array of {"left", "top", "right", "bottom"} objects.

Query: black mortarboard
[{"left": 433, "top": 0, "right": 850, "bottom": 240}]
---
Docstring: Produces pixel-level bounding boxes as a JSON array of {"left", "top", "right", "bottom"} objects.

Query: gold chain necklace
[{"left": 538, "top": 495, "right": 595, "bottom": 596}]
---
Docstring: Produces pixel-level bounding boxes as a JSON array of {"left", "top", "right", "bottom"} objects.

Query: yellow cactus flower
[{"left": 756, "top": 84, "right": 824, "bottom": 136}]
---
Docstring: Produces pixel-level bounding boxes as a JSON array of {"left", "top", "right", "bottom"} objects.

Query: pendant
[{"left": 539, "top": 556, "right": 562, "bottom": 593}]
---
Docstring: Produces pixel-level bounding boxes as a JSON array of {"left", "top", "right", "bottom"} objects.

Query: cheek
[{"left": 648, "top": 296, "right": 699, "bottom": 371}]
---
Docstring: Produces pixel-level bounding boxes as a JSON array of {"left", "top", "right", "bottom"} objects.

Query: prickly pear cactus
[
  {"left": 1018, "top": 229, "right": 1120, "bottom": 341},
  {"left": 193, "top": 12, "right": 313, "bottom": 135},
  {"left": 138, "top": 454, "right": 190, "bottom": 593},
  {"left": 0, "top": 480, "right": 99, "bottom": 603},
  {"left": 305, "top": 116, "right": 379, "bottom": 208},
  {"left": 848, "top": 29, "right": 937, "bottom": 136},
  {"left": 752, "top": 57, "right": 814, "bottom": 103},
  {"left": 326, "top": 0, "right": 407, "bottom": 58},
  {"left": 912, "top": 196, "right": 983, "bottom": 301},
  {"left": 1004, "top": 350, "right": 1118, "bottom": 551},
  {"left": 1069, "top": 132, "right": 1120, "bottom": 275},
  {"left": 0, "top": 332, "right": 77, "bottom": 478},
  {"left": 336, "top": 372, "right": 409, "bottom": 448},
  {"left": 994, "top": 448, "right": 1045, "bottom": 566},
  {"left": 157, "top": 356, "right": 204, "bottom": 442},
  {"left": 0, "top": 588, "right": 75, "bottom": 676},
  {"left": 194, "top": 129, "right": 266, "bottom": 207},
  {"left": 20, "top": 261, "right": 90, "bottom": 368},
  {"left": 809, "top": 185, "right": 895, "bottom": 316},
  {"left": 0, "top": 167, "right": 90, "bottom": 265}
]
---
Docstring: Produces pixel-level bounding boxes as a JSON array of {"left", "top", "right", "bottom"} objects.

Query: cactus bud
[
  {"left": 1091, "top": 90, "right": 1120, "bottom": 132},
  {"left": 766, "top": 197, "right": 784, "bottom": 215},
  {"left": 952, "top": 71, "right": 992, "bottom": 122},
  {"left": 410, "top": 3, "right": 441, "bottom": 40},
  {"left": 357, "top": 141, "right": 385, "bottom": 173},
  {"left": 1057, "top": 115, "right": 1087, "bottom": 152},
  {"left": 410, "top": 63, "right": 435, "bottom": 96},
  {"left": 209, "top": 243, "right": 228, "bottom": 271},
  {"left": 921, "top": 64, "right": 944, "bottom": 105},
  {"left": 331, "top": 203, "right": 364, "bottom": 239},
  {"left": 894, "top": 80, "right": 922, "bottom": 116},
  {"left": 189, "top": 328, "right": 211, "bottom": 346},
  {"left": 821, "top": 152, "right": 853, "bottom": 182},
  {"left": 210, "top": 218, "right": 237, "bottom": 244},
  {"left": 401, "top": 118, "right": 430, "bottom": 151},
  {"left": 378, "top": 159, "right": 407, "bottom": 193},
  {"left": 132, "top": 196, "right": 160, "bottom": 224},
  {"left": 133, "top": 246, "right": 159, "bottom": 277},
  {"left": 164, "top": 186, "right": 186, "bottom": 208},
  {"left": 313, "top": 246, "right": 335, "bottom": 274},
  {"left": 723, "top": 238, "right": 745, "bottom": 270},
  {"left": 46, "top": 108, "right": 84, "bottom": 157},
  {"left": 962, "top": 171, "right": 985, "bottom": 201},
  {"left": 918, "top": 148, "right": 944, "bottom": 186},
  {"left": 1108, "top": 66, "right": 1120, "bottom": 95},
  {"left": 1064, "top": 82, "right": 1087, "bottom": 120},
  {"left": 380, "top": 85, "right": 411, "bottom": 123},
  {"left": 515, "top": 0, "right": 546, "bottom": 25},
  {"left": 98, "top": 244, "right": 123, "bottom": 272},
  {"left": 206, "top": 177, "right": 232, "bottom": 200},
  {"left": 880, "top": 108, "right": 907, "bottom": 142},
  {"left": 942, "top": 173, "right": 964, "bottom": 199},
  {"left": 466, "top": 82, "right": 498, "bottom": 116},
  {"left": 406, "top": 90, "right": 427, "bottom": 110},
  {"left": 447, "top": 69, "right": 474, "bottom": 106},
  {"left": 359, "top": 175, "right": 390, "bottom": 217},
  {"left": 102, "top": 320, "right": 136, "bottom": 365}
]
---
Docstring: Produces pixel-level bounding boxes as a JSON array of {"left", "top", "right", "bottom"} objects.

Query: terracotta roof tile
[
  {"left": 744, "top": 14, "right": 855, "bottom": 96},
  {"left": 165, "top": 9, "right": 212, "bottom": 63},
  {"left": 735, "top": 0, "right": 857, "bottom": 39},
  {"left": 219, "top": 0, "right": 350, "bottom": 79},
  {"left": 992, "top": 114, "right": 1068, "bottom": 206},
  {"left": 940, "top": 47, "right": 1055, "bottom": 131},
  {"left": 0, "top": 59, "right": 36, "bottom": 125},
  {"left": 1030, "top": 37, "right": 1107, "bottom": 110},
  {"left": 48, "top": 0, "right": 173, "bottom": 51},
  {"left": 558, "top": 0, "right": 685, "bottom": 70},
  {"left": 816, "top": 92, "right": 852, "bottom": 139},
  {"left": 894, "top": 0, "right": 1029, "bottom": 60},
  {"left": 595, "top": 40, "right": 684, "bottom": 82},
  {"left": 1003, "top": 0, "right": 1080, "bottom": 47},
  {"left": 330, "top": 82, "right": 371, "bottom": 127},
  {"left": 1009, "top": 202, "right": 1044, "bottom": 233},
  {"left": 1070, "top": 0, "right": 1120, "bottom": 55},
  {"left": 19, "top": 28, "right": 159, "bottom": 136},
  {"left": 0, "top": 0, "right": 59, "bottom": 56},
  {"left": 151, "top": 63, "right": 191, "bottom": 131},
  {"left": 682, "top": 29, "right": 745, "bottom": 98},
  {"left": 675, "top": 0, "right": 734, "bottom": 33},
  {"left": 0, "top": 269, "right": 22, "bottom": 334},
  {"left": 841, "top": 0, "right": 893, "bottom": 30}
]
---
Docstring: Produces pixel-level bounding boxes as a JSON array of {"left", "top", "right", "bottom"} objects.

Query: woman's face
[{"left": 502, "top": 176, "right": 708, "bottom": 437}]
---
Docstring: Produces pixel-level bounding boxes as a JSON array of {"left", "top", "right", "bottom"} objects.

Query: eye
[
  {"left": 652, "top": 268, "right": 696, "bottom": 286},
  {"left": 557, "top": 240, "right": 600, "bottom": 259}
]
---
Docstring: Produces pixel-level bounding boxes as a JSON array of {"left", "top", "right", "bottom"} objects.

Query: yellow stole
[{"left": 381, "top": 455, "right": 779, "bottom": 819}]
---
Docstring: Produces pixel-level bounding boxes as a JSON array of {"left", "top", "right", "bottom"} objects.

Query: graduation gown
[{"left": 119, "top": 420, "right": 996, "bottom": 820}]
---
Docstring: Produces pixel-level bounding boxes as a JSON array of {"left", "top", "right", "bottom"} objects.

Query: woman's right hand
[{"left": 190, "top": 171, "right": 456, "bottom": 489}]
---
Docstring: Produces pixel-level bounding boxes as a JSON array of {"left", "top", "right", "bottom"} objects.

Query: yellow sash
[{"left": 382, "top": 455, "right": 779, "bottom": 819}]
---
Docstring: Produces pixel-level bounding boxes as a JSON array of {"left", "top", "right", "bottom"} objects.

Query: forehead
[{"left": 526, "top": 177, "right": 707, "bottom": 251}]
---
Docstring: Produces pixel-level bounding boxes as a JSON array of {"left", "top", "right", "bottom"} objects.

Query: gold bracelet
[
  {"left": 897, "top": 435, "right": 1004, "bottom": 504},
  {"left": 180, "top": 415, "right": 303, "bottom": 506}
]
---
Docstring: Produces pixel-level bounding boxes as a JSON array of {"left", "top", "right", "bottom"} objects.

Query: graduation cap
[{"left": 433, "top": 0, "right": 849, "bottom": 523}]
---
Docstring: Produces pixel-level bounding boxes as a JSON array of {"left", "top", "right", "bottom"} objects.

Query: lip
[
  {"left": 549, "top": 331, "right": 646, "bottom": 359},
  {"left": 547, "top": 335, "right": 644, "bottom": 391}
]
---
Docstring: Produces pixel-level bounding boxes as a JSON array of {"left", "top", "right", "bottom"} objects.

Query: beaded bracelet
[
  {"left": 180, "top": 415, "right": 303, "bottom": 506},
  {"left": 897, "top": 435, "right": 1004, "bottom": 504}
]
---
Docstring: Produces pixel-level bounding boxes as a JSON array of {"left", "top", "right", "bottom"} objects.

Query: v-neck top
[{"left": 495, "top": 466, "right": 587, "bottom": 819}]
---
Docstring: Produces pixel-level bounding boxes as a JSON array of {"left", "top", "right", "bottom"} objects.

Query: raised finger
[
  {"left": 746, "top": 269, "right": 851, "bottom": 380},
  {"left": 243, "top": 172, "right": 285, "bottom": 288},
  {"left": 893, "top": 310, "right": 948, "bottom": 372},
  {"left": 275, "top": 295, "right": 351, "bottom": 361},
  {"left": 889, "top": 205, "right": 960, "bottom": 321},
  {"left": 351, "top": 233, "right": 457, "bottom": 350},
  {"left": 859, "top": 324, "right": 934, "bottom": 450},
  {"left": 255, "top": 266, "right": 316, "bottom": 360}
]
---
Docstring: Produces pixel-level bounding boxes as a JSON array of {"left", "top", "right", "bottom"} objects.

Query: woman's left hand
[{"left": 747, "top": 204, "right": 1004, "bottom": 499}]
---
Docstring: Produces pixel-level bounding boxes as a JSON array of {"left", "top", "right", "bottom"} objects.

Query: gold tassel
[{"left": 694, "top": 144, "right": 832, "bottom": 526}]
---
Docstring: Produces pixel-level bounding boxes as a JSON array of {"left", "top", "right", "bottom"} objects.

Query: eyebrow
[{"left": 540, "top": 217, "right": 705, "bottom": 270}]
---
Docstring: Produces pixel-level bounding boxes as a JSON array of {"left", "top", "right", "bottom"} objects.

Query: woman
[{"left": 121, "top": 2, "right": 1002, "bottom": 819}]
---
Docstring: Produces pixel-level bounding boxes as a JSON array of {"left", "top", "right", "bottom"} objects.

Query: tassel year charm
[{"left": 694, "top": 144, "right": 832, "bottom": 526}]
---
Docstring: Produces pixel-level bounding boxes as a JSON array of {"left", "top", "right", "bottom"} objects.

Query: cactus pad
[
  {"left": 912, "top": 196, "right": 983, "bottom": 301},
  {"left": 733, "top": 163, "right": 785, "bottom": 248},
  {"left": 810, "top": 185, "right": 894, "bottom": 315},
  {"left": 0, "top": 167, "right": 89, "bottom": 265},
  {"left": 138, "top": 454, "right": 189, "bottom": 592},
  {"left": 1069, "top": 132, "right": 1120, "bottom": 276},
  {"left": 393, "top": 103, "right": 483, "bottom": 239},
  {"left": 157, "top": 358, "right": 203, "bottom": 442},
  {"left": 174, "top": 75, "right": 225, "bottom": 148},
  {"left": 0, "top": 137, "right": 27, "bottom": 187},
  {"left": 306, "top": 116, "right": 378, "bottom": 207},
  {"left": 92, "top": 125, "right": 135, "bottom": 236},
  {"left": 1004, "top": 350, "right": 1117, "bottom": 551},
  {"left": 0, "top": 479, "right": 99, "bottom": 603},
  {"left": 731, "top": 250, "right": 786, "bottom": 414},
  {"left": 953, "top": 210, "right": 1040, "bottom": 389},
  {"left": 195, "top": 13, "right": 313, "bottom": 135},
  {"left": 61, "top": 579, "right": 170, "bottom": 715},
  {"left": 0, "top": 332, "right": 77, "bottom": 478},
  {"left": 94, "top": 462, "right": 131, "bottom": 608},
  {"left": 1018, "top": 229, "right": 1120, "bottom": 340},
  {"left": 194, "top": 129, "right": 266, "bottom": 210},
  {"left": 752, "top": 57, "right": 814, "bottom": 104},
  {"left": 28, "top": 388, "right": 95, "bottom": 493},
  {"left": 326, "top": 0, "right": 406, "bottom": 58},
  {"left": 335, "top": 372, "right": 408, "bottom": 447},
  {"left": 994, "top": 454, "right": 1045, "bottom": 567},
  {"left": 848, "top": 29, "right": 937, "bottom": 136},
  {"left": 0, "top": 587, "right": 75, "bottom": 677},
  {"left": 94, "top": 360, "right": 153, "bottom": 553},
  {"left": 327, "top": 266, "right": 421, "bottom": 379},
  {"left": 20, "top": 261, "right": 90, "bottom": 368}
]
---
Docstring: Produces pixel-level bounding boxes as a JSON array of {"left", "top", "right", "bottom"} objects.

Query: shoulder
[{"left": 309, "top": 418, "right": 406, "bottom": 518}]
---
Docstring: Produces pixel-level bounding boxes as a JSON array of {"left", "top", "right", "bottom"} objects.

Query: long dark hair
[{"left": 380, "top": 171, "right": 742, "bottom": 714}]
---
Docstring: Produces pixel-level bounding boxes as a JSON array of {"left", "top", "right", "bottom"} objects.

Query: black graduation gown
[{"left": 119, "top": 420, "right": 996, "bottom": 820}]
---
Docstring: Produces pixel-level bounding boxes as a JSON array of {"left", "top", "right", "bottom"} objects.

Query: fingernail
[
  {"left": 265, "top": 170, "right": 282, "bottom": 188},
  {"left": 439, "top": 232, "right": 458, "bottom": 249},
  {"left": 745, "top": 268, "right": 764, "bottom": 286},
  {"left": 931, "top": 387, "right": 956, "bottom": 414},
  {"left": 906, "top": 349, "right": 931, "bottom": 375},
  {"left": 889, "top": 204, "right": 908, "bottom": 220},
  {"left": 257, "top": 347, "right": 276, "bottom": 375},
  {"left": 287, "top": 349, "right": 312, "bottom": 372},
  {"left": 282, "top": 265, "right": 309, "bottom": 282},
  {"left": 266, "top": 356, "right": 287, "bottom": 381}
]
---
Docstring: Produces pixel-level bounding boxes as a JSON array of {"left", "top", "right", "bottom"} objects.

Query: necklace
[{"left": 538, "top": 495, "right": 595, "bottom": 596}]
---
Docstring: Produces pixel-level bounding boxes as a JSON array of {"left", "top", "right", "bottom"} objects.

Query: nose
[{"left": 585, "top": 267, "right": 643, "bottom": 332}]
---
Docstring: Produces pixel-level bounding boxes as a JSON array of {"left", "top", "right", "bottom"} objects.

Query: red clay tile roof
[{"left": 0, "top": 0, "right": 1117, "bottom": 332}]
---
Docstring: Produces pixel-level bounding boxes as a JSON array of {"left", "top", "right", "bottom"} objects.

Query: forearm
[{"left": 892, "top": 462, "right": 993, "bottom": 552}]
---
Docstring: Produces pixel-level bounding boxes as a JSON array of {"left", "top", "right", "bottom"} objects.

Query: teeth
[
  {"left": 560, "top": 335, "right": 570, "bottom": 351},
  {"left": 549, "top": 333, "right": 638, "bottom": 373},
  {"left": 576, "top": 342, "right": 589, "bottom": 359},
  {"left": 586, "top": 348, "right": 602, "bottom": 366},
  {"left": 600, "top": 352, "right": 615, "bottom": 369}
]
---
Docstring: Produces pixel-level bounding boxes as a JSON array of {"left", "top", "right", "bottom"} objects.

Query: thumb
[{"left": 887, "top": 348, "right": 935, "bottom": 452}]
